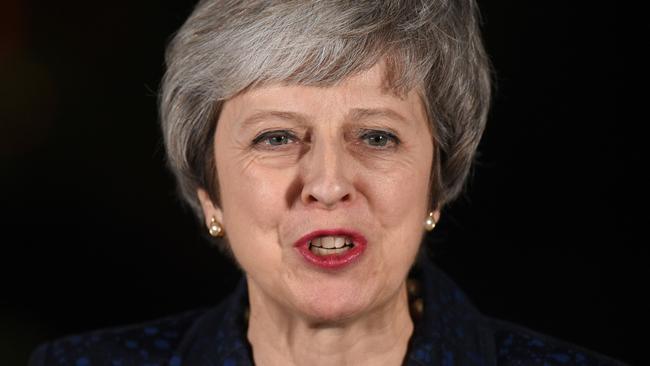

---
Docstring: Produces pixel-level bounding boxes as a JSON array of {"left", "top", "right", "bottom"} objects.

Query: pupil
[
  {"left": 370, "top": 135, "right": 386, "bottom": 146},
  {"left": 271, "top": 135, "right": 286, "bottom": 145}
]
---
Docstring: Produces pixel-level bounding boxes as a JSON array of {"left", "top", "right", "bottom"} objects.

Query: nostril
[
  {"left": 302, "top": 178, "right": 354, "bottom": 208},
  {"left": 307, "top": 193, "right": 348, "bottom": 209}
]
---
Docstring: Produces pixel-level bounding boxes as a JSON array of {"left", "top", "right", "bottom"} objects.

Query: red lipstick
[{"left": 294, "top": 229, "right": 367, "bottom": 270}]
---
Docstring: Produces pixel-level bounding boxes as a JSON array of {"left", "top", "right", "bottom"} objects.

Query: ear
[{"left": 196, "top": 188, "right": 224, "bottom": 227}]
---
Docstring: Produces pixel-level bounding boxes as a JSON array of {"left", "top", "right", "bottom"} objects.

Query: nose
[{"left": 300, "top": 136, "right": 355, "bottom": 209}]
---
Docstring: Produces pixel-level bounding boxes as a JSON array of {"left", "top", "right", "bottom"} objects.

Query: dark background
[{"left": 1, "top": 1, "right": 634, "bottom": 365}]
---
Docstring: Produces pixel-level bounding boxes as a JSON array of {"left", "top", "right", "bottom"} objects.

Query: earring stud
[
  {"left": 424, "top": 212, "right": 437, "bottom": 232},
  {"left": 209, "top": 216, "right": 224, "bottom": 237}
]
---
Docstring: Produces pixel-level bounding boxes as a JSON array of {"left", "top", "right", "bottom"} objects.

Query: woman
[{"left": 29, "top": 0, "right": 627, "bottom": 365}]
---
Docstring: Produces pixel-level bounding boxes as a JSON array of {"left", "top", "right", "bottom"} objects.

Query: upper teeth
[{"left": 309, "top": 235, "right": 353, "bottom": 249}]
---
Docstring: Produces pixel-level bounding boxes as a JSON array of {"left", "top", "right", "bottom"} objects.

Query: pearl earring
[
  {"left": 424, "top": 212, "right": 437, "bottom": 232},
  {"left": 208, "top": 216, "right": 224, "bottom": 237}
]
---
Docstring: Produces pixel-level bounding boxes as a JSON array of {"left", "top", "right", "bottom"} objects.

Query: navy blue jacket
[{"left": 29, "top": 257, "right": 628, "bottom": 365}]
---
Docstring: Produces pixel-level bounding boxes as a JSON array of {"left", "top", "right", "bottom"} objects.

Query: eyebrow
[
  {"left": 237, "top": 107, "right": 410, "bottom": 130},
  {"left": 346, "top": 108, "right": 410, "bottom": 126},
  {"left": 238, "top": 110, "right": 310, "bottom": 130}
]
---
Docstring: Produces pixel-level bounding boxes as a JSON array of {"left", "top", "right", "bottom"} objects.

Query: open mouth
[
  {"left": 295, "top": 229, "right": 367, "bottom": 269},
  {"left": 308, "top": 235, "right": 355, "bottom": 256}
]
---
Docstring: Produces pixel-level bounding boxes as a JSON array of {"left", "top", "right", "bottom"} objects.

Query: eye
[
  {"left": 360, "top": 130, "right": 400, "bottom": 148},
  {"left": 251, "top": 130, "right": 298, "bottom": 148}
]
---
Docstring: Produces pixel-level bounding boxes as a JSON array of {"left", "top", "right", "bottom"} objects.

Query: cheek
[
  {"left": 218, "top": 167, "right": 289, "bottom": 277},
  {"left": 372, "top": 169, "right": 428, "bottom": 267},
  {"left": 368, "top": 155, "right": 432, "bottom": 230},
  {"left": 218, "top": 155, "right": 291, "bottom": 252},
  {"left": 368, "top": 163, "right": 430, "bottom": 281}
]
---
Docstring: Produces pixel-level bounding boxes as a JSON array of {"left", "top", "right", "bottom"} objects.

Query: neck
[{"left": 246, "top": 278, "right": 414, "bottom": 366}]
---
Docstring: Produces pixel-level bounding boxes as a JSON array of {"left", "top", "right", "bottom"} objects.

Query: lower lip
[{"left": 296, "top": 239, "right": 367, "bottom": 270}]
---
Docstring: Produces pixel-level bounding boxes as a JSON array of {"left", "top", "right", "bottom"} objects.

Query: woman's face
[{"left": 199, "top": 62, "right": 435, "bottom": 322}]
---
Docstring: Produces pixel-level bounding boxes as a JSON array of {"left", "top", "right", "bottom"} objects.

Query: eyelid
[
  {"left": 250, "top": 128, "right": 400, "bottom": 149},
  {"left": 251, "top": 129, "right": 299, "bottom": 146},
  {"left": 358, "top": 129, "right": 401, "bottom": 147}
]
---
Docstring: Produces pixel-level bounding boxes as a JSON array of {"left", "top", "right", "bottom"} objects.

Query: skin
[{"left": 197, "top": 62, "right": 441, "bottom": 366}]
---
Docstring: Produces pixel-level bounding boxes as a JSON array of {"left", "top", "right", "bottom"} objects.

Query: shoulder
[
  {"left": 410, "top": 258, "right": 629, "bottom": 365},
  {"left": 484, "top": 316, "right": 629, "bottom": 366},
  {"left": 28, "top": 307, "right": 208, "bottom": 366}
]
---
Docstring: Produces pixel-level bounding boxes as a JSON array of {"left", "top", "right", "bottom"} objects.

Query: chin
[
  {"left": 293, "top": 282, "right": 372, "bottom": 324},
  {"left": 301, "top": 302, "right": 366, "bottom": 325}
]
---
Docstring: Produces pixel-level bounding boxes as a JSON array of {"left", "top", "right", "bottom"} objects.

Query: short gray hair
[{"left": 159, "top": 0, "right": 491, "bottom": 234}]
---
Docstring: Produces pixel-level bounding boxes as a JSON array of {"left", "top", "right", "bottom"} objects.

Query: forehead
[{"left": 221, "top": 62, "right": 428, "bottom": 127}]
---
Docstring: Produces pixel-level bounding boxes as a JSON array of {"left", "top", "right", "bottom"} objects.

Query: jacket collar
[
  {"left": 404, "top": 254, "right": 495, "bottom": 365},
  {"left": 177, "top": 255, "right": 494, "bottom": 365}
]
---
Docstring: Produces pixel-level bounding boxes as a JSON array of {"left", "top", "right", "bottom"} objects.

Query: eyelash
[{"left": 251, "top": 129, "right": 401, "bottom": 149}]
